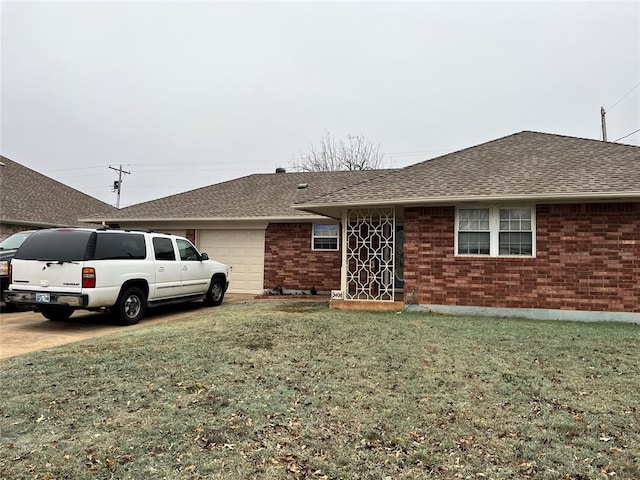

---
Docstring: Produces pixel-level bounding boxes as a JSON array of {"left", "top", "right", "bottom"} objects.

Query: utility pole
[
  {"left": 109, "top": 165, "right": 131, "bottom": 209},
  {"left": 600, "top": 106, "right": 608, "bottom": 142}
]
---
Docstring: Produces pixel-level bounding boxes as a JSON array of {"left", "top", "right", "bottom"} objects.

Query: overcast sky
[{"left": 1, "top": 1, "right": 638, "bottom": 208}]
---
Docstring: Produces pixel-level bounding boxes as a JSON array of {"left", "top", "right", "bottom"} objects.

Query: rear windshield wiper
[{"left": 45, "top": 260, "right": 80, "bottom": 266}]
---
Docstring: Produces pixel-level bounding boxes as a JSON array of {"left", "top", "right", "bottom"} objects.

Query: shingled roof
[
  {"left": 0, "top": 156, "right": 116, "bottom": 227},
  {"left": 295, "top": 131, "right": 640, "bottom": 212},
  {"left": 88, "top": 169, "right": 392, "bottom": 222}
]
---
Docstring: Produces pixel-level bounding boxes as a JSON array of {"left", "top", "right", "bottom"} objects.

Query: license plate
[{"left": 36, "top": 293, "right": 50, "bottom": 303}]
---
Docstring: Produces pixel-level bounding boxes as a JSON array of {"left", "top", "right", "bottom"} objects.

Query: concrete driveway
[{"left": 0, "top": 294, "right": 254, "bottom": 359}]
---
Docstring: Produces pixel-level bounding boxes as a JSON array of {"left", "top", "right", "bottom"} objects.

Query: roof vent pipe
[
  {"left": 297, "top": 183, "right": 308, "bottom": 190},
  {"left": 275, "top": 167, "right": 286, "bottom": 173}
]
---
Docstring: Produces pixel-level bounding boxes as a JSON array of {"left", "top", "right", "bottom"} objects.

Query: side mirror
[{"left": 200, "top": 252, "right": 209, "bottom": 261}]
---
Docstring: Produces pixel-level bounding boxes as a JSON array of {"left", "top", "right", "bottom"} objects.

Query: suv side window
[
  {"left": 153, "top": 237, "right": 176, "bottom": 261},
  {"left": 94, "top": 233, "right": 146, "bottom": 260},
  {"left": 176, "top": 239, "right": 200, "bottom": 261}
]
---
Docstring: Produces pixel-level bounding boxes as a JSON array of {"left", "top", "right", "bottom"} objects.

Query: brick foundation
[
  {"left": 403, "top": 203, "right": 640, "bottom": 313},
  {"left": 264, "top": 223, "right": 341, "bottom": 292}
]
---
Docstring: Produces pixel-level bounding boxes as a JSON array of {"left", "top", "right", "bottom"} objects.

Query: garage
[{"left": 198, "top": 229, "right": 266, "bottom": 294}]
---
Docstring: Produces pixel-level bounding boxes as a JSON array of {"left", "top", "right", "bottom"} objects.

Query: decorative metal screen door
[{"left": 345, "top": 207, "right": 395, "bottom": 301}]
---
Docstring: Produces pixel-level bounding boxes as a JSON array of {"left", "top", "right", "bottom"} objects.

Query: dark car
[{"left": 0, "top": 231, "right": 36, "bottom": 309}]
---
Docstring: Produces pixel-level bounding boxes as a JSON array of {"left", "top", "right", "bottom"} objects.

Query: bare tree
[{"left": 292, "top": 133, "right": 385, "bottom": 172}]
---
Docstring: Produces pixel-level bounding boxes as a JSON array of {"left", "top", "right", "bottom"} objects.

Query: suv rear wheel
[
  {"left": 41, "top": 307, "right": 73, "bottom": 322},
  {"left": 114, "top": 286, "right": 147, "bottom": 326}
]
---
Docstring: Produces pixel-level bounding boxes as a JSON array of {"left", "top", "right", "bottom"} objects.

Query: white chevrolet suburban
[{"left": 3, "top": 228, "right": 229, "bottom": 325}]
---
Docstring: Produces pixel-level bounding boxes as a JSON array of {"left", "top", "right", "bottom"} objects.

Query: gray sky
[{"left": 1, "top": 0, "right": 638, "bottom": 208}]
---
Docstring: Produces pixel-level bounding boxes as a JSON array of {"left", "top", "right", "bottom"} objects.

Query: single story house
[
  {"left": 88, "top": 132, "right": 640, "bottom": 323},
  {"left": 0, "top": 156, "right": 117, "bottom": 240},
  {"left": 88, "top": 169, "right": 392, "bottom": 295}
]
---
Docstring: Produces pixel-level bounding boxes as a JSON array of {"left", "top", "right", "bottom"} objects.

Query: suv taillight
[{"left": 82, "top": 267, "right": 96, "bottom": 288}]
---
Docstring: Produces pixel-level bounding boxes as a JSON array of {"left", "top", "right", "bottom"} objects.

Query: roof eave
[
  {"left": 0, "top": 218, "right": 79, "bottom": 228},
  {"left": 293, "top": 191, "right": 640, "bottom": 212},
  {"left": 78, "top": 214, "right": 334, "bottom": 223}
]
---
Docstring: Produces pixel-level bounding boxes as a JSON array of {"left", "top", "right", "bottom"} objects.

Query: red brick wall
[
  {"left": 404, "top": 203, "right": 640, "bottom": 313},
  {"left": 0, "top": 224, "right": 37, "bottom": 242},
  {"left": 264, "top": 223, "right": 341, "bottom": 292}
]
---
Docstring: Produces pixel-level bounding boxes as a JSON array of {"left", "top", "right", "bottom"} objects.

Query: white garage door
[{"left": 199, "top": 229, "right": 265, "bottom": 294}]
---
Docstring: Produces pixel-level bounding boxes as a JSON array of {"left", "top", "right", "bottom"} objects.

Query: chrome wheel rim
[
  {"left": 124, "top": 295, "right": 141, "bottom": 318},
  {"left": 211, "top": 283, "right": 223, "bottom": 301}
]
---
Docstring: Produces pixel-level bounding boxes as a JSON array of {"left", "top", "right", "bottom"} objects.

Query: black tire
[
  {"left": 41, "top": 307, "right": 73, "bottom": 322},
  {"left": 204, "top": 277, "right": 225, "bottom": 307},
  {"left": 1, "top": 302, "right": 17, "bottom": 313},
  {"left": 114, "top": 286, "right": 147, "bottom": 326}
]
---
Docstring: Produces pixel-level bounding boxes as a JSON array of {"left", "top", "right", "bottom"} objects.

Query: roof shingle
[
  {"left": 296, "top": 131, "right": 640, "bottom": 207},
  {"left": 92, "top": 169, "right": 392, "bottom": 221},
  {"left": 1, "top": 156, "right": 116, "bottom": 227}
]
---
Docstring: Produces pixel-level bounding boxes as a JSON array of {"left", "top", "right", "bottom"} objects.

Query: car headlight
[{"left": 0, "top": 261, "right": 8, "bottom": 276}]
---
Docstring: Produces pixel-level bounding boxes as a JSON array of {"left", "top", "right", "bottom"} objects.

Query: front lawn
[{"left": 1, "top": 301, "right": 638, "bottom": 479}]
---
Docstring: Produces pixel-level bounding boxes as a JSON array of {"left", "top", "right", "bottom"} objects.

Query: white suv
[{"left": 4, "top": 228, "right": 229, "bottom": 325}]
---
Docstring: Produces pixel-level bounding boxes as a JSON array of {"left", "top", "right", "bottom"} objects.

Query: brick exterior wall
[
  {"left": 0, "top": 224, "right": 36, "bottom": 242},
  {"left": 264, "top": 223, "right": 341, "bottom": 292},
  {"left": 403, "top": 203, "right": 640, "bottom": 313}
]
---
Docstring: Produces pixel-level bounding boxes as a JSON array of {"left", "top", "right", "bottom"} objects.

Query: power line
[
  {"left": 606, "top": 82, "right": 640, "bottom": 112},
  {"left": 43, "top": 165, "right": 109, "bottom": 173},
  {"left": 614, "top": 128, "right": 640, "bottom": 143}
]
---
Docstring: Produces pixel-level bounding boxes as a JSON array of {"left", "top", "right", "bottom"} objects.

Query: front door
[{"left": 345, "top": 207, "right": 396, "bottom": 301}]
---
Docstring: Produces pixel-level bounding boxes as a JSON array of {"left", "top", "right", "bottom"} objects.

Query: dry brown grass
[{"left": 1, "top": 300, "right": 639, "bottom": 479}]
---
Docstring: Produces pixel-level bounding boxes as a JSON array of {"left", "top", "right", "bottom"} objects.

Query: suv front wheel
[
  {"left": 204, "top": 277, "right": 225, "bottom": 307},
  {"left": 114, "top": 286, "right": 147, "bottom": 326}
]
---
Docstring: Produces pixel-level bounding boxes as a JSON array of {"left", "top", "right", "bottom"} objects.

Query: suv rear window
[
  {"left": 94, "top": 233, "right": 146, "bottom": 260},
  {"left": 14, "top": 230, "right": 93, "bottom": 262}
]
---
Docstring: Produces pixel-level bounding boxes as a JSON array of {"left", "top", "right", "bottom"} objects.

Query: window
[
  {"left": 153, "top": 237, "right": 176, "bottom": 261},
  {"left": 177, "top": 238, "right": 200, "bottom": 261},
  {"left": 457, "top": 209, "right": 490, "bottom": 255},
  {"left": 499, "top": 208, "right": 533, "bottom": 255},
  {"left": 312, "top": 224, "right": 339, "bottom": 250},
  {"left": 456, "top": 207, "right": 535, "bottom": 257},
  {"left": 94, "top": 233, "right": 146, "bottom": 260},
  {"left": 15, "top": 230, "right": 93, "bottom": 262}
]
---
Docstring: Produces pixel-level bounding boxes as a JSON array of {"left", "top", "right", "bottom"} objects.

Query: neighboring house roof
[
  {"left": 0, "top": 156, "right": 117, "bottom": 228},
  {"left": 86, "top": 169, "right": 393, "bottom": 223},
  {"left": 294, "top": 131, "right": 640, "bottom": 214}
]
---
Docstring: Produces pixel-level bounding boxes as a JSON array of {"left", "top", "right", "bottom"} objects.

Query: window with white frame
[
  {"left": 312, "top": 224, "right": 339, "bottom": 250},
  {"left": 456, "top": 207, "right": 535, "bottom": 257}
]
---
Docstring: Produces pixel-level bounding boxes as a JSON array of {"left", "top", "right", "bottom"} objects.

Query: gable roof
[
  {"left": 0, "top": 156, "right": 117, "bottom": 228},
  {"left": 86, "top": 169, "right": 393, "bottom": 222},
  {"left": 294, "top": 131, "right": 640, "bottom": 214}
]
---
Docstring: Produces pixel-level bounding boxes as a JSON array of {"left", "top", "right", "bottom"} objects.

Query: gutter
[
  {"left": 0, "top": 218, "right": 77, "bottom": 228},
  {"left": 78, "top": 214, "right": 335, "bottom": 223},
  {"left": 292, "top": 191, "right": 640, "bottom": 211}
]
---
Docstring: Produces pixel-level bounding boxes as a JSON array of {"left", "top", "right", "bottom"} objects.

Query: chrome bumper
[{"left": 4, "top": 290, "right": 88, "bottom": 308}]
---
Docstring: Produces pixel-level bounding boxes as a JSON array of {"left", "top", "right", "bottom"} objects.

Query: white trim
[
  {"left": 80, "top": 215, "right": 333, "bottom": 223},
  {"left": 117, "top": 220, "right": 270, "bottom": 231},
  {"left": 455, "top": 205, "right": 536, "bottom": 258},
  {"left": 293, "top": 191, "right": 640, "bottom": 210},
  {"left": 341, "top": 211, "right": 348, "bottom": 296}
]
